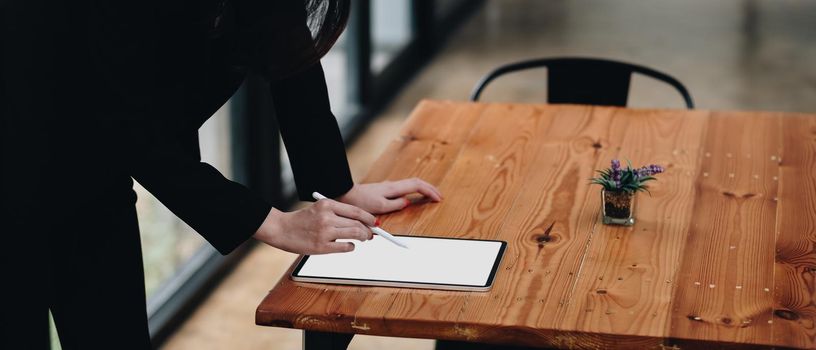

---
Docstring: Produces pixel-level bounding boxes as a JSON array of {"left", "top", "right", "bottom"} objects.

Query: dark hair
[
  {"left": 305, "top": 0, "right": 350, "bottom": 65},
  {"left": 232, "top": 0, "right": 350, "bottom": 80}
]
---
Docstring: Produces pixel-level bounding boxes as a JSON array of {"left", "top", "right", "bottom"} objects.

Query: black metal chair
[{"left": 470, "top": 57, "right": 694, "bottom": 109}]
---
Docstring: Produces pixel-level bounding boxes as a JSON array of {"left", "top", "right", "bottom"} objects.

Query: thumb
[{"left": 380, "top": 197, "right": 412, "bottom": 213}]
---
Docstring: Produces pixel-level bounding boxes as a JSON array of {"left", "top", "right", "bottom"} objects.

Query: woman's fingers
[
  {"left": 322, "top": 241, "right": 355, "bottom": 254},
  {"left": 331, "top": 219, "right": 373, "bottom": 240},
  {"left": 379, "top": 197, "right": 412, "bottom": 213},
  {"left": 387, "top": 178, "right": 442, "bottom": 202},
  {"left": 327, "top": 199, "right": 377, "bottom": 226}
]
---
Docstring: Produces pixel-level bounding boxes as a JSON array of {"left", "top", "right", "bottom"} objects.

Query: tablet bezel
[{"left": 290, "top": 235, "right": 507, "bottom": 292}]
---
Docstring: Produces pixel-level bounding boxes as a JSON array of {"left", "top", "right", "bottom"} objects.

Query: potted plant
[{"left": 591, "top": 159, "right": 664, "bottom": 226}]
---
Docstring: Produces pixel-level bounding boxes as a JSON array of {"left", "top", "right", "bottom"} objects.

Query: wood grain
[
  {"left": 378, "top": 104, "right": 587, "bottom": 343},
  {"left": 256, "top": 100, "right": 816, "bottom": 349},
  {"left": 668, "top": 112, "right": 781, "bottom": 346},
  {"left": 338, "top": 102, "right": 565, "bottom": 340},
  {"left": 337, "top": 100, "right": 489, "bottom": 335},
  {"left": 560, "top": 108, "right": 709, "bottom": 342},
  {"left": 446, "top": 105, "right": 613, "bottom": 345},
  {"left": 773, "top": 115, "right": 816, "bottom": 348}
]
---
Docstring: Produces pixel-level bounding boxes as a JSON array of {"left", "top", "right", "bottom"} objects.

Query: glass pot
[{"left": 602, "top": 189, "right": 635, "bottom": 226}]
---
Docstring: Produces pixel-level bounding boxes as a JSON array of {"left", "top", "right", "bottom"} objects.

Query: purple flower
[
  {"left": 637, "top": 167, "right": 650, "bottom": 178},
  {"left": 610, "top": 159, "right": 622, "bottom": 185},
  {"left": 593, "top": 159, "right": 663, "bottom": 193}
]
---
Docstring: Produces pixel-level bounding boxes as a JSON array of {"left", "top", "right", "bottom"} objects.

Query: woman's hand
[
  {"left": 338, "top": 178, "right": 443, "bottom": 214},
  {"left": 253, "top": 198, "right": 376, "bottom": 254}
]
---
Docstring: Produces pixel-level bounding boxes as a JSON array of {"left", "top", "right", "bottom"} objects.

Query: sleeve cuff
[
  {"left": 207, "top": 194, "right": 273, "bottom": 255},
  {"left": 297, "top": 176, "right": 353, "bottom": 202}
]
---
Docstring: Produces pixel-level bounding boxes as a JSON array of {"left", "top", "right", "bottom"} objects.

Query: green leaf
[{"left": 621, "top": 171, "right": 633, "bottom": 184}]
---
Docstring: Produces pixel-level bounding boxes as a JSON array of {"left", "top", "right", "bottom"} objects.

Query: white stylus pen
[{"left": 311, "top": 192, "right": 409, "bottom": 249}]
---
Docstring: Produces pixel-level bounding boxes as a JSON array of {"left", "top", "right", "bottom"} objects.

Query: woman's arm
[
  {"left": 108, "top": 111, "right": 376, "bottom": 256},
  {"left": 269, "top": 62, "right": 354, "bottom": 200},
  {"left": 106, "top": 115, "right": 272, "bottom": 255},
  {"left": 269, "top": 63, "right": 442, "bottom": 215}
]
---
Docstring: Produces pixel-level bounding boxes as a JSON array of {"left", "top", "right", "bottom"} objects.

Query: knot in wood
[
  {"left": 774, "top": 309, "right": 800, "bottom": 321},
  {"left": 533, "top": 221, "right": 557, "bottom": 248},
  {"left": 535, "top": 235, "right": 552, "bottom": 243},
  {"left": 722, "top": 191, "right": 759, "bottom": 199}
]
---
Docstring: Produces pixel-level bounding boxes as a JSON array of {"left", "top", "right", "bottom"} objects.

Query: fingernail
[
  {"left": 404, "top": 198, "right": 411, "bottom": 207},
  {"left": 374, "top": 218, "right": 381, "bottom": 226}
]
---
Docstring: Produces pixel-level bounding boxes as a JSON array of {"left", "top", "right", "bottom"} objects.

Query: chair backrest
[{"left": 470, "top": 57, "right": 695, "bottom": 109}]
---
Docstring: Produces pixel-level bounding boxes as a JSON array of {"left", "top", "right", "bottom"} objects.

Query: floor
[{"left": 162, "top": 1, "right": 816, "bottom": 349}]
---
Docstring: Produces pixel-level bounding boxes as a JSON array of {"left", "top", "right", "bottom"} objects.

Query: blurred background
[{"left": 49, "top": 0, "right": 816, "bottom": 349}]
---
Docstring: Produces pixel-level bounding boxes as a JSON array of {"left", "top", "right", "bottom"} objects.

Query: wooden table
[{"left": 256, "top": 100, "right": 816, "bottom": 349}]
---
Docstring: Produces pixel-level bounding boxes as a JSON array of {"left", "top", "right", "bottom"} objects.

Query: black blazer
[{"left": 0, "top": 0, "right": 353, "bottom": 255}]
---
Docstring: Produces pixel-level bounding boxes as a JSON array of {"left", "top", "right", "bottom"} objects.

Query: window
[
  {"left": 323, "top": 32, "right": 352, "bottom": 120},
  {"left": 371, "top": 0, "right": 413, "bottom": 73}
]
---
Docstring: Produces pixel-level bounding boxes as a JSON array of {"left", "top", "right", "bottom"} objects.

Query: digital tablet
[{"left": 291, "top": 235, "right": 506, "bottom": 291}]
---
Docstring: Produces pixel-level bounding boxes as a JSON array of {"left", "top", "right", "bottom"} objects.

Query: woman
[{"left": 0, "top": 0, "right": 440, "bottom": 348}]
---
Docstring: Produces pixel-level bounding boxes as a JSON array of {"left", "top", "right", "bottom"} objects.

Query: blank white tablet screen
[{"left": 296, "top": 236, "right": 503, "bottom": 286}]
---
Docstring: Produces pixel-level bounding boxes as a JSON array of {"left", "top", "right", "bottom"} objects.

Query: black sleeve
[
  {"left": 123, "top": 118, "right": 272, "bottom": 255},
  {"left": 269, "top": 62, "right": 354, "bottom": 201},
  {"left": 100, "top": 111, "right": 270, "bottom": 255}
]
